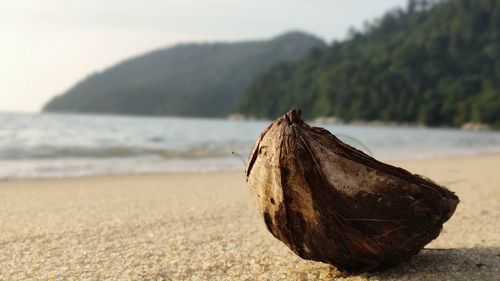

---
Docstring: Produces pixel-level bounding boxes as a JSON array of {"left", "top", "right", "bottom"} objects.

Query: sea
[{"left": 1, "top": 111, "right": 500, "bottom": 180}]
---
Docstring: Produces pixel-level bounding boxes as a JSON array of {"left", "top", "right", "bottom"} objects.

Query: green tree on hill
[
  {"left": 237, "top": 0, "right": 500, "bottom": 128},
  {"left": 43, "top": 32, "right": 326, "bottom": 117}
]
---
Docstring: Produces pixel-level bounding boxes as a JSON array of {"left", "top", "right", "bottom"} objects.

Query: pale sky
[{"left": 0, "top": 0, "right": 408, "bottom": 112}]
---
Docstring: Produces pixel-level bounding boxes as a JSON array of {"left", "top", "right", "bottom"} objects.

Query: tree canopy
[{"left": 237, "top": 0, "right": 500, "bottom": 128}]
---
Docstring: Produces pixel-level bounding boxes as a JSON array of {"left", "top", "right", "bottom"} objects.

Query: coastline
[
  {"left": 0, "top": 154, "right": 498, "bottom": 280},
  {"left": 2, "top": 152, "right": 500, "bottom": 183}
]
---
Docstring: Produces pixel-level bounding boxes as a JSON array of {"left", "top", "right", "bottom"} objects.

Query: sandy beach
[{"left": 0, "top": 154, "right": 498, "bottom": 280}]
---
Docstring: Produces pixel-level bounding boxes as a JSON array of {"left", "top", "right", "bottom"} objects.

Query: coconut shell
[{"left": 245, "top": 109, "right": 459, "bottom": 273}]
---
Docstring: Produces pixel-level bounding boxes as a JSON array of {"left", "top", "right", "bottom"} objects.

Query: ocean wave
[
  {"left": 0, "top": 142, "right": 253, "bottom": 160},
  {"left": 0, "top": 157, "right": 245, "bottom": 180}
]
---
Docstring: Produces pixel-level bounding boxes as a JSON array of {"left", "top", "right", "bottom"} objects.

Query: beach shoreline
[
  {"left": 2, "top": 152, "right": 500, "bottom": 183},
  {"left": 0, "top": 154, "right": 498, "bottom": 280}
]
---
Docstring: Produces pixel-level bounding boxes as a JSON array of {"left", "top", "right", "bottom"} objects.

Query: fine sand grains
[{"left": 0, "top": 155, "right": 499, "bottom": 280}]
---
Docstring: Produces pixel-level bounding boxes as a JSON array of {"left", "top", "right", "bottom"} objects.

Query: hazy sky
[{"left": 0, "top": 0, "right": 408, "bottom": 112}]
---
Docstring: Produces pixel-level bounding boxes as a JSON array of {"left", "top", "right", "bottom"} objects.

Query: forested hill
[
  {"left": 43, "top": 32, "right": 326, "bottom": 117},
  {"left": 237, "top": 0, "right": 500, "bottom": 128}
]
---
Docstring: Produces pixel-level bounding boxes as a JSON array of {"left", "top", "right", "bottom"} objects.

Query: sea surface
[{"left": 1, "top": 112, "right": 500, "bottom": 180}]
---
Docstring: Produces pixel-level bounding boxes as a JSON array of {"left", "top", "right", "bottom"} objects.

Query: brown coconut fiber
[{"left": 245, "top": 109, "right": 459, "bottom": 273}]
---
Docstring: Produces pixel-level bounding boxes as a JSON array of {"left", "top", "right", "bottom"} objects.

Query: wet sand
[{"left": 0, "top": 154, "right": 498, "bottom": 280}]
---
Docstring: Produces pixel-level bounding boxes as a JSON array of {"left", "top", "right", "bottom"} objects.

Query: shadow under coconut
[
  {"left": 325, "top": 247, "right": 500, "bottom": 280},
  {"left": 142, "top": 246, "right": 499, "bottom": 280}
]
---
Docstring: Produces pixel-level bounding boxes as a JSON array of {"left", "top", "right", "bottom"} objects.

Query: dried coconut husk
[{"left": 245, "top": 109, "right": 459, "bottom": 273}]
